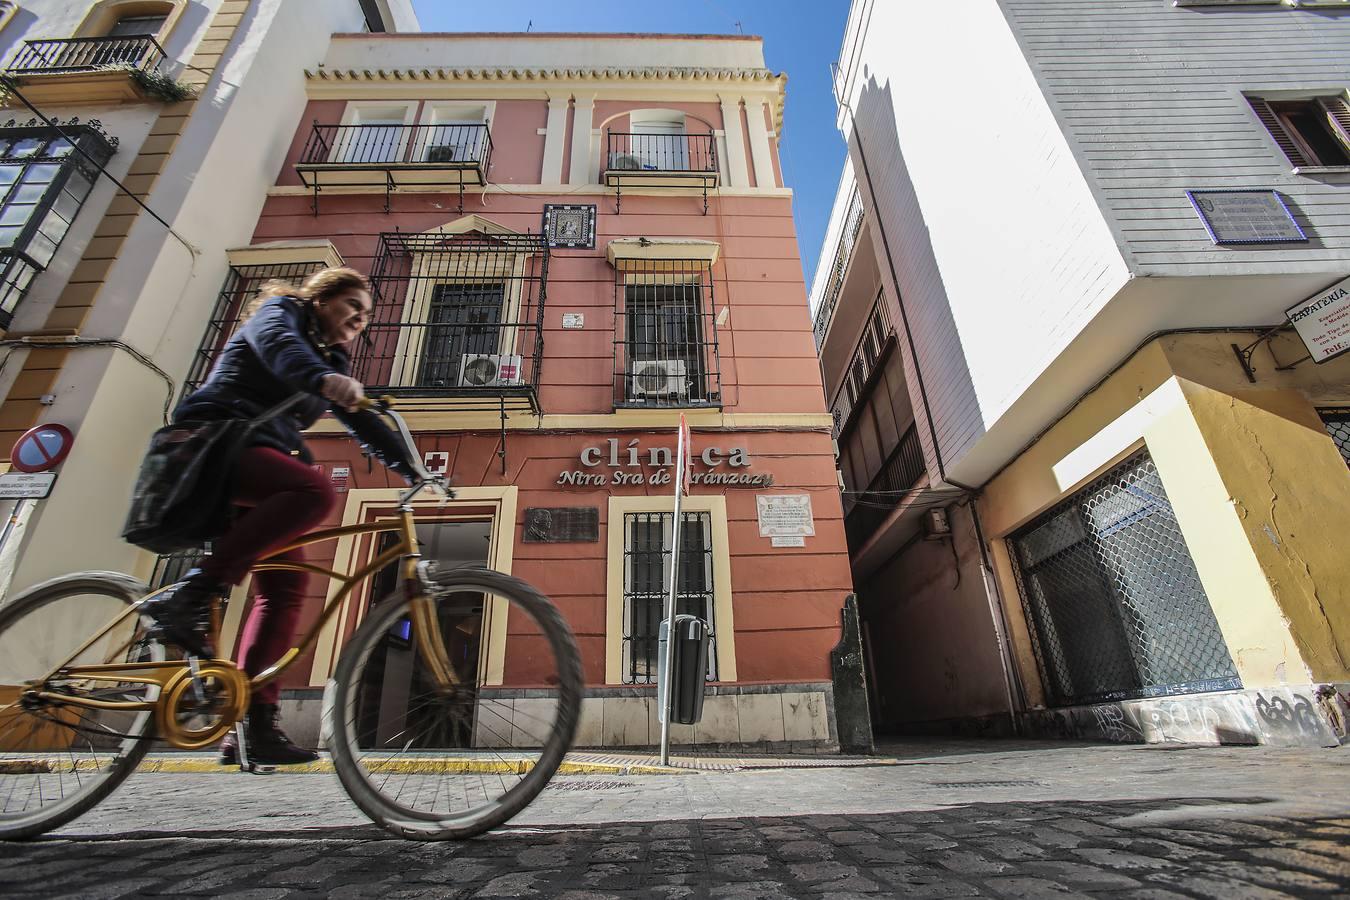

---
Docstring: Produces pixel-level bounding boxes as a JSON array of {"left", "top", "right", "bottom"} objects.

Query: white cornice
[{"left": 305, "top": 66, "right": 788, "bottom": 127}]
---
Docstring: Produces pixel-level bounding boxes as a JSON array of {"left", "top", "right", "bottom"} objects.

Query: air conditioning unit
[
  {"left": 629, "top": 359, "right": 688, "bottom": 399},
  {"left": 426, "top": 144, "right": 459, "bottom": 163},
  {"left": 610, "top": 153, "right": 644, "bottom": 171},
  {"left": 459, "top": 353, "right": 524, "bottom": 388}
]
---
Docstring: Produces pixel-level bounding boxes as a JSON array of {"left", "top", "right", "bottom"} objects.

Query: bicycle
[{"left": 0, "top": 397, "right": 582, "bottom": 841}]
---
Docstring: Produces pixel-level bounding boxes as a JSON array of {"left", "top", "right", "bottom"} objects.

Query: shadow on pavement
[{"left": 4, "top": 796, "right": 1348, "bottom": 898}]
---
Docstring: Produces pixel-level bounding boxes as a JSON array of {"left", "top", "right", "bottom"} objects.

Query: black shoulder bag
[{"left": 121, "top": 395, "right": 306, "bottom": 554}]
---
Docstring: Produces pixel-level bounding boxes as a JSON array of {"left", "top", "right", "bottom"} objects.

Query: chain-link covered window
[
  {"left": 621, "top": 511, "right": 717, "bottom": 684},
  {"left": 1009, "top": 450, "right": 1240, "bottom": 706},
  {"left": 1320, "top": 410, "right": 1350, "bottom": 468}
]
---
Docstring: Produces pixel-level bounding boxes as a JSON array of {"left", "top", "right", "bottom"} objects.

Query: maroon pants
[{"left": 202, "top": 446, "right": 336, "bottom": 704}]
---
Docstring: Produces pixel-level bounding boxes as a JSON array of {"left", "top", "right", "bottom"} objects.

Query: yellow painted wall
[{"left": 979, "top": 331, "right": 1350, "bottom": 701}]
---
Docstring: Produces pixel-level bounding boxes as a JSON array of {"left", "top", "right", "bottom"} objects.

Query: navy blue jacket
[{"left": 175, "top": 295, "right": 415, "bottom": 480}]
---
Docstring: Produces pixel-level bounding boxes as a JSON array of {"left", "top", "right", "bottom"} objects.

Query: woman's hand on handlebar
[{"left": 321, "top": 373, "right": 366, "bottom": 412}]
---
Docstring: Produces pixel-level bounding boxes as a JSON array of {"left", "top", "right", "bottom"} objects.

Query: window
[
  {"left": 0, "top": 122, "right": 115, "bottom": 328},
  {"left": 613, "top": 257, "right": 721, "bottom": 409},
  {"left": 1320, "top": 409, "right": 1350, "bottom": 468},
  {"left": 1249, "top": 95, "right": 1350, "bottom": 169},
  {"left": 417, "top": 103, "right": 489, "bottom": 165},
  {"left": 417, "top": 283, "right": 505, "bottom": 388},
  {"left": 621, "top": 511, "right": 717, "bottom": 685},
  {"left": 1009, "top": 450, "right": 1240, "bottom": 707},
  {"left": 106, "top": 14, "right": 167, "bottom": 37},
  {"left": 335, "top": 104, "right": 415, "bottom": 164}
]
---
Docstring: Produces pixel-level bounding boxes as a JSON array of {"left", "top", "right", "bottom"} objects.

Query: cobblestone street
[{"left": 1, "top": 739, "right": 1348, "bottom": 898}]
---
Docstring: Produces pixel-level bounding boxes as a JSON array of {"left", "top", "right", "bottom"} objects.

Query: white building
[
  {"left": 0, "top": 0, "right": 418, "bottom": 597},
  {"left": 813, "top": 0, "right": 1350, "bottom": 746}
]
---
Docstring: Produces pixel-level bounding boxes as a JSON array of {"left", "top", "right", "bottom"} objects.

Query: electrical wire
[{"left": 0, "top": 337, "right": 176, "bottom": 425}]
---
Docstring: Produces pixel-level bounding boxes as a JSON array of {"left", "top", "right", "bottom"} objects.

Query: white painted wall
[
  {"left": 2, "top": 0, "right": 383, "bottom": 594},
  {"left": 837, "top": 0, "right": 1129, "bottom": 482},
  {"left": 319, "top": 34, "right": 768, "bottom": 72}
]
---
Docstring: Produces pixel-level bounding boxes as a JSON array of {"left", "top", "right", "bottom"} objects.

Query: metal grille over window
[
  {"left": 613, "top": 259, "right": 722, "bottom": 409},
  {"left": 185, "top": 260, "right": 329, "bottom": 393},
  {"left": 0, "top": 120, "right": 117, "bottom": 327},
  {"left": 829, "top": 293, "right": 894, "bottom": 439},
  {"left": 1009, "top": 451, "right": 1240, "bottom": 707},
  {"left": 1320, "top": 409, "right": 1350, "bottom": 468},
  {"left": 356, "top": 230, "right": 549, "bottom": 414},
  {"left": 622, "top": 511, "right": 717, "bottom": 685}
]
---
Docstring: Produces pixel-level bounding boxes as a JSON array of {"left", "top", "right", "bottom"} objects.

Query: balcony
[
  {"left": 829, "top": 295, "right": 896, "bottom": 439},
  {"left": 844, "top": 424, "right": 925, "bottom": 551},
  {"left": 603, "top": 132, "right": 719, "bottom": 214},
  {"left": 350, "top": 231, "right": 548, "bottom": 421},
  {"left": 294, "top": 122, "right": 493, "bottom": 213},
  {"left": 3, "top": 37, "right": 167, "bottom": 105},
  {"left": 813, "top": 187, "right": 865, "bottom": 349}
]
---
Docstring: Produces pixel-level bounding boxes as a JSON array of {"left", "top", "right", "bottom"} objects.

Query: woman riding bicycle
[{"left": 144, "top": 267, "right": 416, "bottom": 765}]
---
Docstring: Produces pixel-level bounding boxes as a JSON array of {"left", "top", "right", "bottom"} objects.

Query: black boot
[
  {"left": 230, "top": 702, "right": 319, "bottom": 766},
  {"left": 141, "top": 569, "right": 226, "bottom": 658}
]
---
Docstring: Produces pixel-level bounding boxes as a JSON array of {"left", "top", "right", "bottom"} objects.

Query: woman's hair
[{"left": 242, "top": 266, "right": 370, "bottom": 321}]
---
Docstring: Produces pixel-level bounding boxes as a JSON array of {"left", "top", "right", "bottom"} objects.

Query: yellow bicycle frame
[{"left": 27, "top": 504, "right": 459, "bottom": 717}]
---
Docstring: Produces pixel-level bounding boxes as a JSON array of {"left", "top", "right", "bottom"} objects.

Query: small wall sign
[
  {"left": 756, "top": 494, "right": 815, "bottom": 547},
  {"left": 1286, "top": 274, "right": 1350, "bottom": 364},
  {"left": 562, "top": 313, "right": 584, "bottom": 329},
  {"left": 0, "top": 471, "right": 55, "bottom": 499},
  {"left": 1186, "top": 190, "right": 1307, "bottom": 245},
  {"left": 555, "top": 438, "right": 773, "bottom": 487}
]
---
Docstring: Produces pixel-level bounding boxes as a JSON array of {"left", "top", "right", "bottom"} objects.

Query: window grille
[
  {"left": 185, "top": 260, "right": 329, "bottom": 393},
  {"left": 357, "top": 230, "right": 548, "bottom": 412},
  {"left": 1009, "top": 450, "right": 1240, "bottom": 707},
  {"left": 1320, "top": 409, "right": 1350, "bottom": 468},
  {"left": 0, "top": 120, "right": 116, "bottom": 327},
  {"left": 621, "top": 511, "right": 717, "bottom": 685},
  {"left": 612, "top": 259, "right": 721, "bottom": 409}
]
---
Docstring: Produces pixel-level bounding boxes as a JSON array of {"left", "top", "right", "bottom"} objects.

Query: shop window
[
  {"left": 0, "top": 121, "right": 116, "bottom": 328},
  {"left": 621, "top": 510, "right": 717, "bottom": 685},
  {"left": 1008, "top": 450, "right": 1240, "bottom": 707},
  {"left": 1320, "top": 409, "right": 1350, "bottom": 468},
  {"left": 613, "top": 258, "right": 722, "bottom": 409},
  {"left": 1248, "top": 95, "right": 1350, "bottom": 169}
]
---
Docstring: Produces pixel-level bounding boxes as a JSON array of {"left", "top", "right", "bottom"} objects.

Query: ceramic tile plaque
[{"left": 542, "top": 204, "right": 596, "bottom": 249}]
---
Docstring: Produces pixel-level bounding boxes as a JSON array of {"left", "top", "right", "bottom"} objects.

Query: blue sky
[{"left": 409, "top": 0, "right": 850, "bottom": 287}]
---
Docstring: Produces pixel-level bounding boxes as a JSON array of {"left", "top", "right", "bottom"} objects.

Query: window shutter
[
  {"left": 1318, "top": 97, "right": 1350, "bottom": 153},
  {"left": 1247, "top": 97, "right": 1310, "bottom": 166}
]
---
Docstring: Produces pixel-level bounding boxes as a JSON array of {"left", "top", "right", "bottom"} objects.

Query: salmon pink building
[{"left": 192, "top": 32, "right": 858, "bottom": 750}]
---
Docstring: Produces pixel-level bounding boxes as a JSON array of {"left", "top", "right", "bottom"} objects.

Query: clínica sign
[{"left": 556, "top": 438, "right": 774, "bottom": 487}]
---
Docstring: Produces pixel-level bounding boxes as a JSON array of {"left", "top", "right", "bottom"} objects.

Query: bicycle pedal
[{"left": 247, "top": 762, "right": 276, "bottom": 775}]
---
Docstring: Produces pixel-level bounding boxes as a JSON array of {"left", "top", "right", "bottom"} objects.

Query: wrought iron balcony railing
[
  {"left": 7, "top": 36, "right": 165, "bottom": 75},
  {"left": 828, "top": 293, "right": 895, "bottom": 438},
  {"left": 354, "top": 230, "right": 548, "bottom": 413},
  {"left": 298, "top": 122, "right": 492, "bottom": 172},
  {"left": 603, "top": 132, "right": 719, "bottom": 214},
  {"left": 813, "top": 186, "right": 865, "bottom": 348},
  {"left": 844, "top": 424, "right": 925, "bottom": 550},
  {"left": 605, "top": 132, "right": 717, "bottom": 175},
  {"left": 295, "top": 122, "right": 493, "bottom": 212}
]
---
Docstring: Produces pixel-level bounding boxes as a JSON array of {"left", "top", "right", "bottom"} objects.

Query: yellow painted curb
[{"left": 122, "top": 757, "right": 692, "bottom": 775}]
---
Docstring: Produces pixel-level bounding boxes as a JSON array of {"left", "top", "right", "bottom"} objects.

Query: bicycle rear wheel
[
  {"left": 0, "top": 573, "right": 164, "bottom": 841},
  {"left": 328, "top": 566, "right": 582, "bottom": 840}
]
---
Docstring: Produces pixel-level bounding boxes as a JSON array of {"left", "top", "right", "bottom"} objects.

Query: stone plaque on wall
[
  {"left": 523, "top": 507, "right": 600, "bottom": 543},
  {"left": 542, "top": 204, "right": 596, "bottom": 249}
]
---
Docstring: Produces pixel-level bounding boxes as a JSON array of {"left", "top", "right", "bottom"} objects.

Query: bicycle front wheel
[
  {"left": 0, "top": 573, "right": 164, "bottom": 841},
  {"left": 328, "top": 566, "right": 582, "bottom": 840}
]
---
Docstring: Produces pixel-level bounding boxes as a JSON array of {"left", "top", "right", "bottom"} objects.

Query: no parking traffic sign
[{"left": 11, "top": 424, "right": 74, "bottom": 474}]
